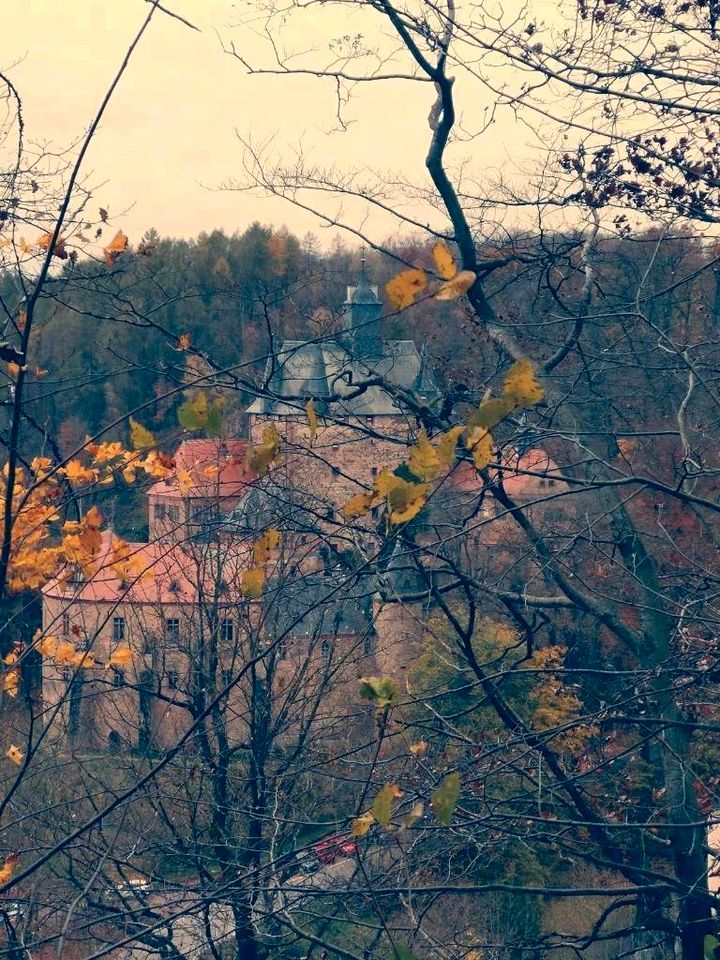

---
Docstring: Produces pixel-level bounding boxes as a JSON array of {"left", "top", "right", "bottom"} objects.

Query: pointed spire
[{"left": 351, "top": 255, "right": 381, "bottom": 305}]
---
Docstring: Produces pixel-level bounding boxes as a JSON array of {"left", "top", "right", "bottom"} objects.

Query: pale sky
[{"left": 3, "top": 0, "right": 547, "bottom": 246}]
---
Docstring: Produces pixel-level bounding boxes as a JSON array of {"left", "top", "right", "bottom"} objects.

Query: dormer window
[{"left": 154, "top": 503, "right": 166, "bottom": 521}]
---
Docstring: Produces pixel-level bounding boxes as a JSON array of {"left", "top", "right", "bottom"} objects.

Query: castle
[{"left": 40, "top": 265, "right": 557, "bottom": 751}]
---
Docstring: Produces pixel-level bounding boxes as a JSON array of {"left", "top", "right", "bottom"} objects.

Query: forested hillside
[{"left": 5, "top": 223, "right": 717, "bottom": 459}]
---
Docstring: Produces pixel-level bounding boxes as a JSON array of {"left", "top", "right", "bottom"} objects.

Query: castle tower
[{"left": 340, "top": 258, "right": 383, "bottom": 356}]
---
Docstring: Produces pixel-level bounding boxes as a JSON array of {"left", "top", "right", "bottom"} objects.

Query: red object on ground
[{"left": 311, "top": 834, "right": 358, "bottom": 865}]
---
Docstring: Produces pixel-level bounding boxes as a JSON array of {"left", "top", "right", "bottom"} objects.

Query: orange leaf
[
  {"left": 78, "top": 505, "right": 103, "bottom": 558},
  {"left": 6, "top": 745, "right": 23, "bottom": 765},
  {"left": 0, "top": 854, "right": 19, "bottom": 884},
  {"left": 103, "top": 230, "right": 128, "bottom": 267},
  {"left": 385, "top": 268, "right": 427, "bottom": 310},
  {"left": 431, "top": 240, "right": 457, "bottom": 280},
  {"left": 178, "top": 332, "right": 191, "bottom": 351},
  {"left": 38, "top": 232, "right": 68, "bottom": 259}
]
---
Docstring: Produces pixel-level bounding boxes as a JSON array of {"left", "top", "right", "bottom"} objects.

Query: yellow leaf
[
  {"left": 385, "top": 268, "right": 427, "bottom": 311},
  {"left": 375, "top": 470, "right": 428, "bottom": 524},
  {"left": 431, "top": 772, "right": 461, "bottom": 825},
  {"left": 129, "top": 417, "right": 155, "bottom": 450},
  {"left": 409, "top": 740, "right": 428, "bottom": 756},
  {"left": 253, "top": 528, "right": 281, "bottom": 565},
  {"left": 0, "top": 854, "right": 19, "bottom": 884},
  {"left": 109, "top": 645, "right": 133, "bottom": 669},
  {"left": 373, "top": 783, "right": 403, "bottom": 829},
  {"left": 434, "top": 270, "right": 476, "bottom": 301},
  {"left": 69, "top": 650, "right": 95, "bottom": 669},
  {"left": 341, "top": 490, "right": 376, "bottom": 519},
  {"left": 176, "top": 468, "right": 194, "bottom": 494},
  {"left": 35, "top": 634, "right": 60, "bottom": 657},
  {"left": 33, "top": 367, "right": 48, "bottom": 378},
  {"left": 358, "top": 676, "right": 397, "bottom": 709},
  {"left": 178, "top": 332, "right": 191, "bottom": 350},
  {"left": 408, "top": 430, "right": 441, "bottom": 481},
  {"left": 306, "top": 398, "right": 318, "bottom": 443},
  {"left": 241, "top": 567, "right": 265, "bottom": 599},
  {"left": 467, "top": 396, "right": 515, "bottom": 431},
  {"left": 245, "top": 424, "right": 281, "bottom": 476},
  {"left": 465, "top": 426, "right": 493, "bottom": 470},
  {"left": 503, "top": 358, "right": 543, "bottom": 408},
  {"left": 351, "top": 811, "right": 375, "bottom": 837},
  {"left": 3, "top": 670, "right": 19, "bottom": 698},
  {"left": 54, "top": 640, "right": 80, "bottom": 666},
  {"left": 431, "top": 240, "right": 457, "bottom": 280},
  {"left": 103, "top": 229, "right": 129, "bottom": 267},
  {"left": 6, "top": 745, "right": 23, "bottom": 766},
  {"left": 178, "top": 392, "right": 209, "bottom": 431},
  {"left": 408, "top": 427, "right": 462, "bottom": 482}
]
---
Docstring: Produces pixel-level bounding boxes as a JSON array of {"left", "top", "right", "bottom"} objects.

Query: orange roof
[
  {"left": 43, "top": 529, "right": 252, "bottom": 606},
  {"left": 148, "top": 439, "right": 253, "bottom": 500}
]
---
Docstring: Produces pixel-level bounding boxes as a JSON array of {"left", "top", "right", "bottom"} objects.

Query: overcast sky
[{"left": 4, "top": 0, "right": 545, "bottom": 247}]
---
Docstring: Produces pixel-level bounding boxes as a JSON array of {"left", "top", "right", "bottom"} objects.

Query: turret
[{"left": 341, "top": 258, "right": 383, "bottom": 355}]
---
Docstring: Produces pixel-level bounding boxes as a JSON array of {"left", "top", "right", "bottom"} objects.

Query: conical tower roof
[{"left": 351, "top": 258, "right": 381, "bottom": 305}]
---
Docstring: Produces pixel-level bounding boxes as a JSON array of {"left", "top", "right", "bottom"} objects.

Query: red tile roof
[
  {"left": 43, "top": 529, "right": 251, "bottom": 606},
  {"left": 148, "top": 439, "right": 253, "bottom": 500}
]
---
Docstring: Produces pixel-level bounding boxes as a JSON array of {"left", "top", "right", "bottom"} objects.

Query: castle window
[
  {"left": 220, "top": 619, "right": 234, "bottom": 644},
  {"left": 62, "top": 612, "right": 70, "bottom": 635},
  {"left": 321, "top": 639, "right": 331, "bottom": 661},
  {"left": 363, "top": 633, "right": 375, "bottom": 657},
  {"left": 168, "top": 505, "right": 180, "bottom": 523},
  {"left": 370, "top": 467, "right": 378, "bottom": 478},
  {"left": 167, "top": 669, "right": 179, "bottom": 690},
  {"left": 112, "top": 617, "right": 125, "bottom": 642},
  {"left": 62, "top": 666, "right": 73, "bottom": 682},
  {"left": 112, "top": 670, "right": 125, "bottom": 688},
  {"left": 165, "top": 618, "right": 181, "bottom": 647},
  {"left": 154, "top": 503, "right": 166, "bottom": 521},
  {"left": 548, "top": 479, "right": 556, "bottom": 487},
  {"left": 331, "top": 466, "right": 340, "bottom": 476}
]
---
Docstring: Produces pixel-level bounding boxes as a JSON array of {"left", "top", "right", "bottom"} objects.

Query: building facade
[{"left": 40, "top": 266, "right": 559, "bottom": 751}]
